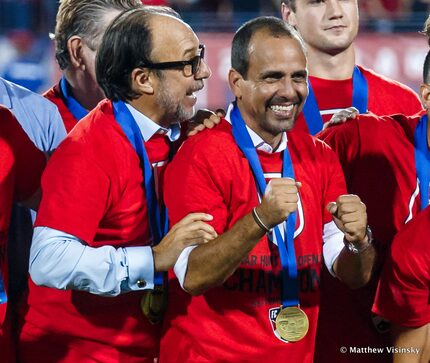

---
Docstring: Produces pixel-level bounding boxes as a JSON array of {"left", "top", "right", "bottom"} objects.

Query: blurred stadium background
[{"left": 0, "top": 0, "right": 428, "bottom": 111}]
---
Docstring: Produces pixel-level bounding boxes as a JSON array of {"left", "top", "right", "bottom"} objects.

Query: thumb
[{"left": 326, "top": 202, "right": 338, "bottom": 216}]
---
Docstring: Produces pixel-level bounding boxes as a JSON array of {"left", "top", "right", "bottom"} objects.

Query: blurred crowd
[{"left": 1, "top": 0, "right": 430, "bottom": 34}]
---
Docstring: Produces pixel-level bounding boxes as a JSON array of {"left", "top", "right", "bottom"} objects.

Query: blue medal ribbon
[
  {"left": 414, "top": 115, "right": 430, "bottom": 210},
  {"left": 303, "top": 66, "right": 368, "bottom": 135},
  {"left": 0, "top": 276, "right": 6, "bottom": 305},
  {"left": 113, "top": 100, "right": 168, "bottom": 285},
  {"left": 230, "top": 102, "right": 299, "bottom": 308},
  {"left": 60, "top": 77, "right": 89, "bottom": 121}
]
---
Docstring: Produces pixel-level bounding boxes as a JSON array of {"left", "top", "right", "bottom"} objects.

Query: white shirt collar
[
  {"left": 125, "top": 103, "right": 180, "bottom": 142},
  {"left": 0, "top": 78, "right": 13, "bottom": 109},
  {"left": 225, "top": 103, "right": 288, "bottom": 153}
]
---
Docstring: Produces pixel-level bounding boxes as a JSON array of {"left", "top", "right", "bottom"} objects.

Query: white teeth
[{"left": 270, "top": 105, "right": 293, "bottom": 112}]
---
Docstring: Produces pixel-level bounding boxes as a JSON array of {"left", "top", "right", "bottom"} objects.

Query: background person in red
[
  {"left": 160, "top": 17, "right": 375, "bottom": 363},
  {"left": 316, "top": 44, "right": 430, "bottom": 363},
  {"left": 44, "top": 0, "right": 142, "bottom": 132},
  {"left": 0, "top": 106, "right": 46, "bottom": 363},
  {"left": 281, "top": 0, "right": 422, "bottom": 135},
  {"left": 373, "top": 206, "right": 430, "bottom": 363},
  {"left": 44, "top": 0, "right": 216, "bottom": 134},
  {"left": 19, "top": 8, "right": 214, "bottom": 363}
]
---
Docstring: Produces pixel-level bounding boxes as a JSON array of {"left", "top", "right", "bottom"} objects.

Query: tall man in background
[
  {"left": 316, "top": 29, "right": 430, "bottom": 363},
  {"left": 281, "top": 2, "right": 425, "bottom": 362},
  {"left": 281, "top": 0, "right": 422, "bottom": 135}
]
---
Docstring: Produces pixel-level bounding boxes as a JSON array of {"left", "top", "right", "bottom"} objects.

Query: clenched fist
[
  {"left": 326, "top": 194, "right": 368, "bottom": 243},
  {"left": 255, "top": 178, "right": 301, "bottom": 229}
]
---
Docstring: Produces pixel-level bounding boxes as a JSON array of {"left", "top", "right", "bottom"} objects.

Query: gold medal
[
  {"left": 275, "top": 306, "right": 309, "bottom": 342},
  {"left": 140, "top": 285, "right": 167, "bottom": 324}
]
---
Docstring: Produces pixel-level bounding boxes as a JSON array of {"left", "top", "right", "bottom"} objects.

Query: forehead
[
  {"left": 294, "top": 0, "right": 358, "bottom": 10},
  {"left": 247, "top": 32, "right": 306, "bottom": 75},
  {"left": 150, "top": 14, "right": 199, "bottom": 60}
]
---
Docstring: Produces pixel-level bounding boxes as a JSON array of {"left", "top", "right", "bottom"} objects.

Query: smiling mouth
[
  {"left": 270, "top": 104, "right": 293, "bottom": 112},
  {"left": 269, "top": 104, "right": 296, "bottom": 119}
]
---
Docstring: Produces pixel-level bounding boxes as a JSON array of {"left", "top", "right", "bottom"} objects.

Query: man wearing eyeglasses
[{"left": 19, "top": 8, "right": 214, "bottom": 363}]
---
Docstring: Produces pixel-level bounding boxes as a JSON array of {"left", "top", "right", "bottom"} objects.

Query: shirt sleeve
[
  {"left": 164, "top": 135, "right": 230, "bottom": 285},
  {"left": 322, "top": 221, "right": 344, "bottom": 277},
  {"left": 0, "top": 108, "right": 46, "bottom": 202},
  {"left": 318, "top": 139, "right": 348, "bottom": 225},
  {"left": 35, "top": 136, "right": 110, "bottom": 242},
  {"left": 373, "top": 211, "right": 430, "bottom": 328},
  {"left": 8, "top": 82, "right": 67, "bottom": 153},
  {"left": 30, "top": 226, "right": 155, "bottom": 296},
  {"left": 317, "top": 118, "right": 360, "bottom": 191}
]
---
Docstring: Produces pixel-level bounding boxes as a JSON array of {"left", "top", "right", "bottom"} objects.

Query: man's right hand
[
  {"left": 152, "top": 213, "right": 217, "bottom": 272},
  {"left": 255, "top": 178, "right": 301, "bottom": 229},
  {"left": 323, "top": 107, "right": 358, "bottom": 130}
]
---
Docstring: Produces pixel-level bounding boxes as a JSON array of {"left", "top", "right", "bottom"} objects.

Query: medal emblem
[{"left": 275, "top": 306, "right": 309, "bottom": 342}]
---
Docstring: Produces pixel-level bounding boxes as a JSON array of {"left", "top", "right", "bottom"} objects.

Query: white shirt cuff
[
  {"left": 173, "top": 245, "right": 197, "bottom": 290},
  {"left": 322, "top": 221, "right": 344, "bottom": 277},
  {"left": 124, "top": 246, "right": 155, "bottom": 290}
]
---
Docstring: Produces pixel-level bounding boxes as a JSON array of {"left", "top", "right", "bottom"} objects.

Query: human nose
[
  {"left": 194, "top": 58, "right": 211, "bottom": 80},
  {"left": 326, "top": 0, "right": 343, "bottom": 19},
  {"left": 278, "top": 78, "right": 298, "bottom": 99}
]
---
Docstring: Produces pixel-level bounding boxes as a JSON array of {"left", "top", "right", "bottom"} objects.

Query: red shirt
[
  {"left": 294, "top": 65, "right": 423, "bottom": 133},
  {"left": 373, "top": 206, "right": 430, "bottom": 328},
  {"left": 0, "top": 107, "right": 46, "bottom": 362},
  {"left": 315, "top": 113, "right": 424, "bottom": 363},
  {"left": 44, "top": 83, "right": 79, "bottom": 133},
  {"left": 160, "top": 119, "right": 346, "bottom": 363},
  {"left": 19, "top": 100, "right": 170, "bottom": 363}
]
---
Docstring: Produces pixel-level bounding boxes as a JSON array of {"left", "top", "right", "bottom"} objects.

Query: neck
[
  {"left": 128, "top": 98, "right": 170, "bottom": 129},
  {"left": 63, "top": 70, "right": 103, "bottom": 111},
  {"left": 247, "top": 123, "right": 283, "bottom": 150},
  {"left": 307, "top": 45, "right": 356, "bottom": 80}
]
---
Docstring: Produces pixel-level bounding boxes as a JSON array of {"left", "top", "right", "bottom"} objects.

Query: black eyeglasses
[{"left": 140, "top": 44, "right": 205, "bottom": 77}]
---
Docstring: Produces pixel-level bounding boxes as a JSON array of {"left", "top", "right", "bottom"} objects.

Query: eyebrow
[
  {"left": 292, "top": 70, "right": 308, "bottom": 78},
  {"left": 182, "top": 45, "right": 199, "bottom": 58},
  {"left": 260, "top": 70, "right": 285, "bottom": 79}
]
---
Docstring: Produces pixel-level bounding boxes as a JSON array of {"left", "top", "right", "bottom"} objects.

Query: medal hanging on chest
[
  {"left": 275, "top": 306, "right": 309, "bottom": 342},
  {"left": 230, "top": 102, "right": 308, "bottom": 342}
]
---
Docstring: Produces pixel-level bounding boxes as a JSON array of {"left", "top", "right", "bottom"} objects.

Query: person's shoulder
[
  {"left": 2, "top": 78, "right": 58, "bottom": 112},
  {"left": 289, "top": 128, "right": 339, "bottom": 158},
  {"left": 319, "top": 112, "right": 399, "bottom": 137},
  {"left": 42, "top": 84, "right": 61, "bottom": 105},
  {"left": 68, "top": 99, "right": 116, "bottom": 139},
  {"left": 178, "top": 119, "right": 238, "bottom": 156},
  {"left": 359, "top": 65, "right": 418, "bottom": 95}
]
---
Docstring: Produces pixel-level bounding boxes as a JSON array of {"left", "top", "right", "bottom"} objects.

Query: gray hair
[{"left": 54, "top": 0, "right": 141, "bottom": 70}]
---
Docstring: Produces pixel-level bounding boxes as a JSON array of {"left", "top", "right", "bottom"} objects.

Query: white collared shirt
[
  {"left": 224, "top": 103, "right": 287, "bottom": 153},
  {"left": 125, "top": 103, "right": 181, "bottom": 143}
]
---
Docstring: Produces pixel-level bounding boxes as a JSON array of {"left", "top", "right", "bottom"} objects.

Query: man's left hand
[{"left": 326, "top": 194, "right": 368, "bottom": 243}]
